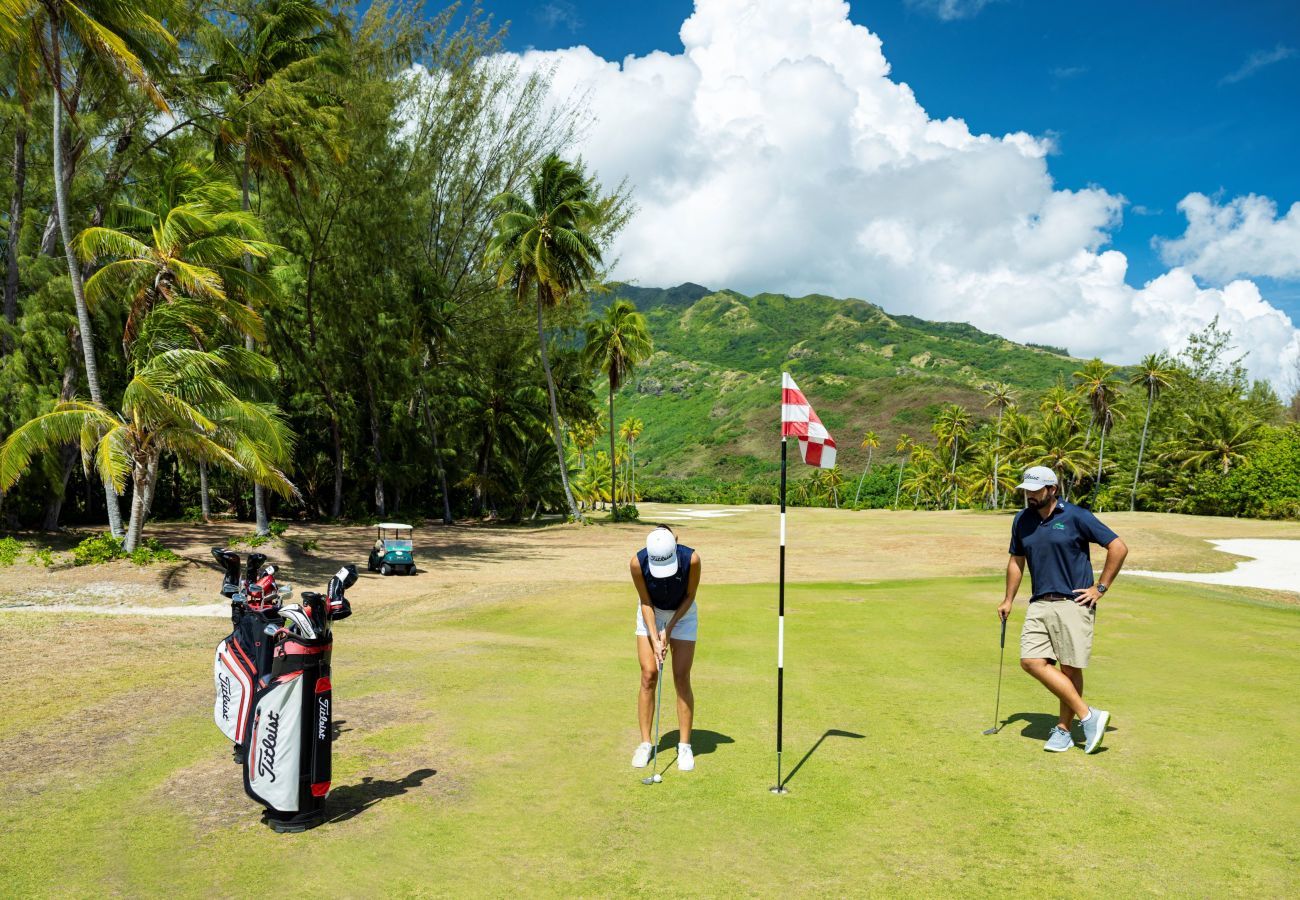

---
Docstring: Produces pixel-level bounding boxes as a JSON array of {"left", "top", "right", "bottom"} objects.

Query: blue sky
[{"left": 468, "top": 0, "right": 1300, "bottom": 380}]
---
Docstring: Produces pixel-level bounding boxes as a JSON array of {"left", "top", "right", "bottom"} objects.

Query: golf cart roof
[{"left": 376, "top": 523, "right": 413, "bottom": 532}]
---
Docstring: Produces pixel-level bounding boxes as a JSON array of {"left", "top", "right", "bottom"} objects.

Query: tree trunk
[
  {"left": 630, "top": 440, "right": 636, "bottom": 503},
  {"left": 471, "top": 431, "right": 491, "bottom": 518},
  {"left": 330, "top": 414, "right": 343, "bottom": 519},
  {"left": 992, "top": 408, "right": 1004, "bottom": 509},
  {"left": 950, "top": 441, "right": 959, "bottom": 511},
  {"left": 199, "top": 462, "right": 211, "bottom": 521},
  {"left": 535, "top": 293, "right": 581, "bottom": 521},
  {"left": 50, "top": 53, "right": 123, "bottom": 537},
  {"left": 141, "top": 452, "right": 160, "bottom": 517},
  {"left": 608, "top": 380, "right": 617, "bottom": 521},
  {"left": 419, "top": 392, "right": 453, "bottom": 524},
  {"left": 894, "top": 456, "right": 905, "bottom": 509},
  {"left": 238, "top": 153, "right": 269, "bottom": 535},
  {"left": 124, "top": 467, "right": 149, "bottom": 553},
  {"left": 3, "top": 122, "right": 26, "bottom": 345},
  {"left": 366, "top": 380, "right": 385, "bottom": 516},
  {"left": 854, "top": 447, "right": 874, "bottom": 506},
  {"left": 1131, "top": 388, "right": 1154, "bottom": 512}
]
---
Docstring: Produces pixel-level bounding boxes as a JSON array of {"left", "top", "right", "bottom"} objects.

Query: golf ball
[{"left": 652, "top": 774, "right": 662, "bottom": 783}]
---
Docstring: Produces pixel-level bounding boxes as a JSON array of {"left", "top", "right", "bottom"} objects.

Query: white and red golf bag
[{"left": 240, "top": 565, "right": 357, "bottom": 832}]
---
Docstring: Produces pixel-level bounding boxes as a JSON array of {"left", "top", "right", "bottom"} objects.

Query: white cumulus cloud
[
  {"left": 1158, "top": 193, "right": 1300, "bottom": 283},
  {"left": 503, "top": 0, "right": 1300, "bottom": 387}
]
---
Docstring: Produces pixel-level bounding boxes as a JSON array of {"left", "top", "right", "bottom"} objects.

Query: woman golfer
[{"left": 630, "top": 524, "right": 700, "bottom": 772}]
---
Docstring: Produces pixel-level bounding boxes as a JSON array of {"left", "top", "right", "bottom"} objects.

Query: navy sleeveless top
[{"left": 636, "top": 543, "right": 695, "bottom": 610}]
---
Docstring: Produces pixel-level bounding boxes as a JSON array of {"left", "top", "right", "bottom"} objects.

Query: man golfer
[
  {"left": 630, "top": 525, "right": 700, "bottom": 772},
  {"left": 998, "top": 466, "right": 1128, "bottom": 753}
]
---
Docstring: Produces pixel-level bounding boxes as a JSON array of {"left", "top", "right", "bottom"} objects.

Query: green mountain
[{"left": 596, "top": 284, "right": 1088, "bottom": 492}]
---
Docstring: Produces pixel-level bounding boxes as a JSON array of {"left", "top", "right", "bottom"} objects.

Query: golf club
[
  {"left": 642, "top": 652, "right": 665, "bottom": 785},
  {"left": 982, "top": 613, "right": 1008, "bottom": 735}
]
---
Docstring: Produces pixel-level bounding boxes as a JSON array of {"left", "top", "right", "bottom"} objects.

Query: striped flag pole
[
  {"left": 774, "top": 373, "right": 835, "bottom": 795},
  {"left": 771, "top": 435, "right": 789, "bottom": 795}
]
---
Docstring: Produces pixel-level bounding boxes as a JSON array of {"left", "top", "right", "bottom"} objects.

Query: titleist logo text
[
  {"left": 318, "top": 697, "right": 330, "bottom": 740},
  {"left": 257, "top": 711, "right": 280, "bottom": 781},
  {"left": 218, "top": 673, "right": 232, "bottom": 720}
]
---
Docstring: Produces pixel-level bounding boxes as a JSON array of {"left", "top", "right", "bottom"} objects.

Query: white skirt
[{"left": 634, "top": 602, "right": 698, "bottom": 642}]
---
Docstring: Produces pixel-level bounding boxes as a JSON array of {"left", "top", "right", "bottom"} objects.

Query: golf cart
[{"left": 368, "top": 523, "right": 416, "bottom": 576}]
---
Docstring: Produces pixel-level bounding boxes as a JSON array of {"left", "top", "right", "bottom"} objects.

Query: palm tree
[
  {"left": 0, "top": 345, "right": 296, "bottom": 551},
  {"left": 75, "top": 161, "right": 274, "bottom": 353},
  {"left": 933, "top": 403, "right": 973, "bottom": 510},
  {"left": 893, "top": 433, "right": 913, "bottom": 509},
  {"left": 201, "top": 0, "right": 337, "bottom": 536},
  {"left": 35, "top": 0, "right": 177, "bottom": 537},
  {"left": 1129, "top": 351, "right": 1176, "bottom": 510},
  {"left": 902, "top": 444, "right": 941, "bottom": 509},
  {"left": 1074, "top": 359, "right": 1124, "bottom": 446},
  {"left": 853, "top": 429, "right": 879, "bottom": 506},
  {"left": 619, "top": 416, "right": 644, "bottom": 502},
  {"left": 584, "top": 299, "right": 651, "bottom": 520},
  {"left": 1028, "top": 415, "right": 1091, "bottom": 497},
  {"left": 982, "top": 382, "right": 1016, "bottom": 509},
  {"left": 489, "top": 154, "right": 606, "bottom": 522},
  {"left": 1167, "top": 405, "right": 1261, "bottom": 474}
]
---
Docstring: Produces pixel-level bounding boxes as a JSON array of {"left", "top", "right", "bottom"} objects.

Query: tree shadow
[
  {"left": 781, "top": 728, "right": 865, "bottom": 789},
  {"left": 657, "top": 729, "right": 733, "bottom": 755},
  {"left": 323, "top": 768, "right": 437, "bottom": 825}
]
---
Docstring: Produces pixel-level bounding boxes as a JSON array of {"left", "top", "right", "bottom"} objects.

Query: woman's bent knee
[{"left": 640, "top": 670, "right": 659, "bottom": 691}]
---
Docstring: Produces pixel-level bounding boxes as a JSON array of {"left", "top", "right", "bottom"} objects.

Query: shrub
[
  {"left": 269, "top": 520, "right": 289, "bottom": 538},
  {"left": 72, "top": 533, "right": 125, "bottom": 566},
  {"left": 29, "top": 547, "right": 55, "bottom": 568},
  {"left": 0, "top": 537, "right": 21, "bottom": 567},
  {"left": 616, "top": 504, "right": 640, "bottom": 520},
  {"left": 300, "top": 538, "right": 320, "bottom": 554}
]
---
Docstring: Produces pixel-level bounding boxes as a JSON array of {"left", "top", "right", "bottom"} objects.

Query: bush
[
  {"left": 72, "top": 533, "right": 179, "bottom": 566},
  {"left": 269, "top": 520, "right": 289, "bottom": 538},
  {"left": 72, "top": 533, "right": 125, "bottom": 566},
  {"left": 616, "top": 504, "right": 640, "bottom": 520},
  {"left": 0, "top": 537, "right": 21, "bottom": 567},
  {"left": 300, "top": 538, "right": 320, "bottom": 554},
  {"left": 29, "top": 547, "right": 55, "bottom": 568},
  {"left": 181, "top": 506, "right": 206, "bottom": 523}
]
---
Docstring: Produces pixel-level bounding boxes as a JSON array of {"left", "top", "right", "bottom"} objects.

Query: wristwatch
[{"left": 1096, "top": 583, "right": 1108, "bottom": 594}]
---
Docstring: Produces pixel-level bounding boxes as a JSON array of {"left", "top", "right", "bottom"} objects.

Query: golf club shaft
[
  {"left": 992, "top": 617, "right": 1007, "bottom": 729},
  {"left": 652, "top": 655, "right": 664, "bottom": 770}
]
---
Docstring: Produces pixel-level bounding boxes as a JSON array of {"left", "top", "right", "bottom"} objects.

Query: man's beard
[{"left": 1027, "top": 494, "right": 1051, "bottom": 510}]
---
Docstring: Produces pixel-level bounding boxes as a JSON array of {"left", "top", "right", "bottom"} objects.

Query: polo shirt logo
[{"left": 1052, "top": 522, "right": 1066, "bottom": 530}]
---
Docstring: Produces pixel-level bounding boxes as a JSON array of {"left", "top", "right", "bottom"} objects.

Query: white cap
[
  {"left": 1016, "top": 465, "right": 1059, "bottom": 491},
  {"left": 646, "top": 528, "right": 678, "bottom": 577}
]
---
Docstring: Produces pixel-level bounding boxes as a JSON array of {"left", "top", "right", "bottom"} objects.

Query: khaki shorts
[{"left": 1020, "top": 598, "right": 1094, "bottom": 668}]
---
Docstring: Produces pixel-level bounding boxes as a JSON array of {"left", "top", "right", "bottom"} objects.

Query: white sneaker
[
  {"left": 631, "top": 742, "right": 653, "bottom": 768},
  {"left": 677, "top": 743, "right": 694, "bottom": 771}
]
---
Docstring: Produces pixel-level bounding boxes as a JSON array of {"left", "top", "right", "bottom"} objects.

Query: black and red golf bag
[{"left": 241, "top": 565, "right": 357, "bottom": 832}]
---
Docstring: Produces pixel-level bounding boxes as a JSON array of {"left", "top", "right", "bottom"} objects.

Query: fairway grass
[{"left": 1, "top": 513, "right": 1298, "bottom": 896}]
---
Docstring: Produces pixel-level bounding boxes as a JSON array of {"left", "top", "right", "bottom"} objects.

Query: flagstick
[{"left": 771, "top": 435, "right": 789, "bottom": 795}]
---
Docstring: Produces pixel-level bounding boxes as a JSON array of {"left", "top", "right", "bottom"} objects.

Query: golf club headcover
[
  {"left": 245, "top": 553, "right": 269, "bottom": 585},
  {"left": 212, "top": 548, "right": 242, "bottom": 598}
]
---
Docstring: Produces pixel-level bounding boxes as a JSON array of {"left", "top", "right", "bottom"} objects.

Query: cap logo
[{"left": 650, "top": 551, "right": 673, "bottom": 564}]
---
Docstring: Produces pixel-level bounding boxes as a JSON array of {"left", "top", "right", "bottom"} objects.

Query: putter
[
  {"left": 642, "top": 654, "right": 665, "bottom": 785},
  {"left": 982, "top": 614, "right": 1008, "bottom": 735}
]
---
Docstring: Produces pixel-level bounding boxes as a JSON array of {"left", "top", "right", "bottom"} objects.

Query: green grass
[{"left": 1, "top": 570, "right": 1297, "bottom": 896}]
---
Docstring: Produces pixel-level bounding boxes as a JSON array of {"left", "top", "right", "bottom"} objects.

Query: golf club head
[
  {"left": 769, "top": 785, "right": 789, "bottom": 795},
  {"left": 641, "top": 776, "right": 657, "bottom": 785},
  {"left": 982, "top": 725, "right": 1002, "bottom": 735}
]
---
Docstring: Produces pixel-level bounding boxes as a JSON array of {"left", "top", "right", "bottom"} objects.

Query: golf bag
[
  {"left": 241, "top": 564, "right": 358, "bottom": 832},
  {"left": 214, "top": 605, "right": 282, "bottom": 758}
]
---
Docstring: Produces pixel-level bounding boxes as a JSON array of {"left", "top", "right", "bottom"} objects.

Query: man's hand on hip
[{"left": 1072, "top": 586, "right": 1102, "bottom": 608}]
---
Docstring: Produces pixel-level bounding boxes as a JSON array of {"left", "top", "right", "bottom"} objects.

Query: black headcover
[
  {"left": 325, "top": 564, "right": 357, "bottom": 621},
  {"left": 212, "top": 548, "right": 242, "bottom": 598},
  {"left": 245, "top": 552, "right": 269, "bottom": 584}
]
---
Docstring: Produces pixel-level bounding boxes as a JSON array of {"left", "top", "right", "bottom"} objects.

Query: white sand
[{"left": 1127, "top": 539, "right": 1300, "bottom": 594}]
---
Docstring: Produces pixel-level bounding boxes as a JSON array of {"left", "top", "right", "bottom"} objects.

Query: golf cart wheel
[
  {"left": 381, "top": 563, "right": 393, "bottom": 576},
  {"left": 406, "top": 565, "right": 415, "bottom": 576}
]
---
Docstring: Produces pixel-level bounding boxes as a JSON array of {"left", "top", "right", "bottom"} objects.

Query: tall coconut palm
[
  {"left": 201, "top": 0, "right": 336, "bottom": 535},
  {"left": 35, "top": 0, "right": 177, "bottom": 536},
  {"left": 902, "top": 444, "right": 941, "bottom": 509},
  {"left": 583, "top": 298, "right": 652, "bottom": 520},
  {"left": 1074, "top": 359, "right": 1124, "bottom": 498},
  {"left": 933, "top": 403, "right": 973, "bottom": 510},
  {"left": 1129, "top": 351, "right": 1176, "bottom": 510},
  {"left": 619, "top": 416, "right": 644, "bottom": 502},
  {"left": 488, "top": 154, "right": 606, "bottom": 522},
  {"left": 0, "top": 344, "right": 296, "bottom": 551},
  {"left": 853, "top": 429, "right": 879, "bottom": 506},
  {"left": 982, "top": 382, "right": 1016, "bottom": 509},
  {"left": 892, "top": 433, "right": 913, "bottom": 509}
]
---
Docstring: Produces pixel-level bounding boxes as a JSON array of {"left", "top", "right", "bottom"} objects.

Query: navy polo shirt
[{"left": 1009, "top": 501, "right": 1118, "bottom": 600}]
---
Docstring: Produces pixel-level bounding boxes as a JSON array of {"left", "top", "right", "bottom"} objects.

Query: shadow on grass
[
  {"left": 657, "top": 729, "right": 734, "bottom": 756},
  {"left": 1001, "top": 711, "right": 1119, "bottom": 750},
  {"left": 324, "top": 767, "right": 437, "bottom": 825},
  {"left": 781, "top": 729, "right": 865, "bottom": 789}
]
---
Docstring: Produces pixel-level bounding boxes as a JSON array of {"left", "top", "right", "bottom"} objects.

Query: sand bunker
[{"left": 1128, "top": 539, "right": 1300, "bottom": 594}]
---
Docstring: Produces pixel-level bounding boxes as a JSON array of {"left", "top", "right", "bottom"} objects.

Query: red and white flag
[{"left": 781, "top": 372, "right": 837, "bottom": 468}]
